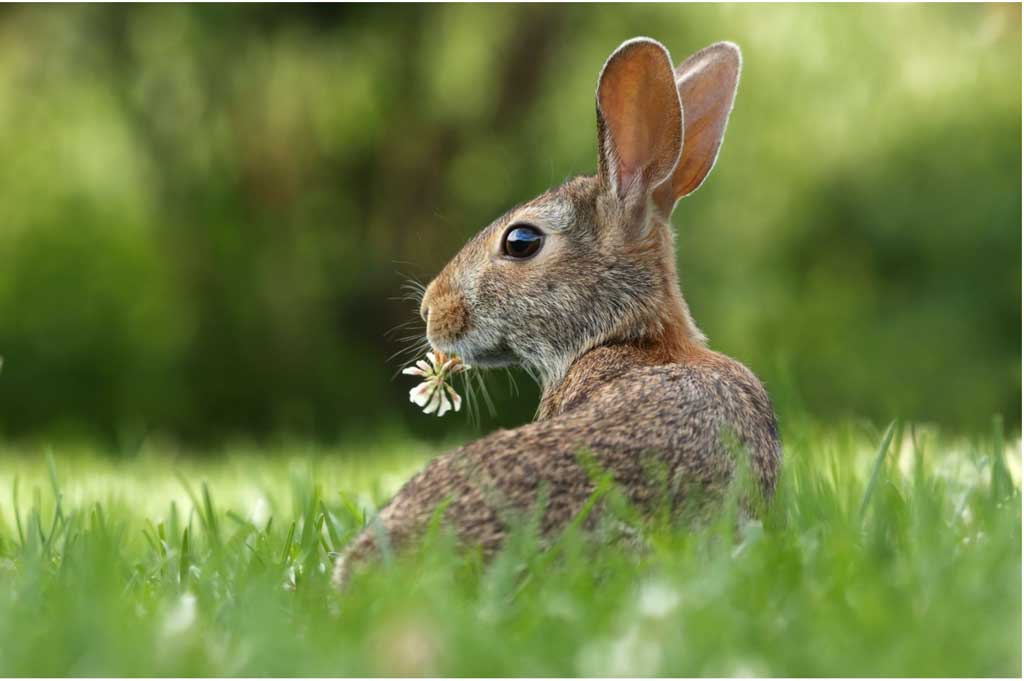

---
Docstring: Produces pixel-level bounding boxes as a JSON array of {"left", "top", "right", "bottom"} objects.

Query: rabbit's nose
[{"left": 419, "top": 277, "right": 467, "bottom": 343}]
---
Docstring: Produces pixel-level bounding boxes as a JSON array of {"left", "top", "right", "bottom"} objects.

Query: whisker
[
  {"left": 474, "top": 370, "right": 498, "bottom": 418},
  {"left": 397, "top": 278, "right": 427, "bottom": 296},
  {"left": 389, "top": 337, "right": 425, "bottom": 348},
  {"left": 388, "top": 338, "right": 430, "bottom": 367},
  {"left": 385, "top": 270, "right": 430, "bottom": 375},
  {"left": 384, "top": 320, "right": 424, "bottom": 339},
  {"left": 393, "top": 336, "right": 429, "bottom": 358},
  {"left": 458, "top": 372, "right": 481, "bottom": 429},
  {"left": 388, "top": 294, "right": 426, "bottom": 305},
  {"left": 399, "top": 280, "right": 427, "bottom": 293},
  {"left": 521, "top": 364, "right": 542, "bottom": 389},
  {"left": 504, "top": 367, "right": 520, "bottom": 398},
  {"left": 392, "top": 331, "right": 427, "bottom": 343},
  {"left": 389, "top": 344, "right": 426, "bottom": 362},
  {"left": 390, "top": 353, "right": 430, "bottom": 379}
]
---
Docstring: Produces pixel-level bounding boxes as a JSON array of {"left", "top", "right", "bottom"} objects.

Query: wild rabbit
[{"left": 334, "top": 37, "right": 780, "bottom": 588}]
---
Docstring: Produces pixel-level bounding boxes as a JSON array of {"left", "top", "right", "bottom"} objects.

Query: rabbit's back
[
  {"left": 540, "top": 346, "right": 780, "bottom": 497},
  {"left": 336, "top": 347, "right": 779, "bottom": 584}
]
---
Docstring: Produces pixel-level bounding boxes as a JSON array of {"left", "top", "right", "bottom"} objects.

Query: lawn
[{"left": 0, "top": 420, "right": 1019, "bottom": 676}]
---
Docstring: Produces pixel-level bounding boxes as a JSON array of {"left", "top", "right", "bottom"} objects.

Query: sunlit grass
[{"left": 0, "top": 420, "right": 1019, "bottom": 676}]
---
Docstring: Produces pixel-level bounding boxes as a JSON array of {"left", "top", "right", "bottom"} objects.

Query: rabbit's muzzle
[{"left": 421, "top": 277, "right": 468, "bottom": 346}]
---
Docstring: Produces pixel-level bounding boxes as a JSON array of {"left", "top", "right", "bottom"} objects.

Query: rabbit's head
[{"left": 419, "top": 38, "right": 741, "bottom": 385}]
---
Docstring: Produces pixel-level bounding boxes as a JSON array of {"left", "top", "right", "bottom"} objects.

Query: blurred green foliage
[{"left": 0, "top": 4, "right": 1019, "bottom": 445}]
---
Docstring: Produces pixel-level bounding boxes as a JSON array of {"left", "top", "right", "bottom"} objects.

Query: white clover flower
[{"left": 403, "top": 351, "right": 470, "bottom": 417}]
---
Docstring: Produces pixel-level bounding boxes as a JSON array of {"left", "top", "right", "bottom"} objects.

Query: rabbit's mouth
[
  {"left": 465, "top": 344, "right": 517, "bottom": 368},
  {"left": 434, "top": 336, "right": 517, "bottom": 369}
]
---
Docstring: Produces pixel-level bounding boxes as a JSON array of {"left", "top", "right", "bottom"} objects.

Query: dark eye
[{"left": 502, "top": 224, "right": 544, "bottom": 259}]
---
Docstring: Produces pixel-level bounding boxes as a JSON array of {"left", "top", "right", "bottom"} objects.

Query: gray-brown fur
[{"left": 333, "top": 38, "right": 780, "bottom": 589}]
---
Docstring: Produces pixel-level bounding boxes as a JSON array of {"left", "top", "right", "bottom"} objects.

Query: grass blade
[
  {"left": 179, "top": 526, "right": 190, "bottom": 587},
  {"left": 44, "top": 449, "right": 65, "bottom": 523},
  {"left": 201, "top": 482, "right": 221, "bottom": 549},
  {"left": 279, "top": 520, "right": 296, "bottom": 565},
  {"left": 859, "top": 420, "right": 899, "bottom": 520},
  {"left": 12, "top": 476, "right": 25, "bottom": 548},
  {"left": 990, "top": 414, "right": 1011, "bottom": 500},
  {"left": 173, "top": 471, "right": 202, "bottom": 519}
]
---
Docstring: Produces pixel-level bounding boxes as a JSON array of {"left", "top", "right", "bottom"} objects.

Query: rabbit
[{"left": 333, "top": 37, "right": 780, "bottom": 589}]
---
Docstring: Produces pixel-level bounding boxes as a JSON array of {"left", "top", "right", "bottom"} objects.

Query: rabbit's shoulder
[{"left": 545, "top": 348, "right": 780, "bottom": 482}]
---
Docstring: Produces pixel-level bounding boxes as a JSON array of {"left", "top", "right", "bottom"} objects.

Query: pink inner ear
[
  {"left": 597, "top": 40, "right": 683, "bottom": 199},
  {"left": 617, "top": 161, "right": 640, "bottom": 195},
  {"left": 670, "top": 44, "right": 740, "bottom": 201}
]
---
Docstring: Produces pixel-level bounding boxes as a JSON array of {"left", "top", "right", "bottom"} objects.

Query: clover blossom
[{"left": 403, "top": 351, "right": 470, "bottom": 417}]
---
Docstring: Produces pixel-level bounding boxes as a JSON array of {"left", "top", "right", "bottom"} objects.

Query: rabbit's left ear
[
  {"left": 653, "top": 42, "right": 741, "bottom": 210},
  {"left": 596, "top": 38, "right": 683, "bottom": 208}
]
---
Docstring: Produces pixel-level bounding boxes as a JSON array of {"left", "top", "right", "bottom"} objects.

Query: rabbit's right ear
[{"left": 596, "top": 38, "right": 684, "bottom": 211}]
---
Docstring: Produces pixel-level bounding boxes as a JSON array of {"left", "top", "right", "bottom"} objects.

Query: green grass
[{"left": 0, "top": 421, "right": 1019, "bottom": 676}]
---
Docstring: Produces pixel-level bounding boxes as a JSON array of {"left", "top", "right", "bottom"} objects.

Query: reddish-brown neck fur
[
  {"left": 537, "top": 215, "right": 714, "bottom": 421},
  {"left": 647, "top": 218, "right": 707, "bottom": 362}
]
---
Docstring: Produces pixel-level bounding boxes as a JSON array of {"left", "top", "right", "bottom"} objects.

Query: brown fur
[
  {"left": 421, "top": 275, "right": 467, "bottom": 344},
  {"left": 333, "top": 38, "right": 779, "bottom": 589}
]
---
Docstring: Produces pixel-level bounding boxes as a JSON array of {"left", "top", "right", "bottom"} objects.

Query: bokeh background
[{"left": 0, "top": 4, "right": 1019, "bottom": 448}]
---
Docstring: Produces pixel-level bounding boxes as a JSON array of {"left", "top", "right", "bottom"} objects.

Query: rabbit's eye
[{"left": 502, "top": 224, "right": 544, "bottom": 259}]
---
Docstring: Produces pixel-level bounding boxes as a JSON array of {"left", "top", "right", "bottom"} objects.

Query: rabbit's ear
[
  {"left": 654, "top": 42, "right": 741, "bottom": 208},
  {"left": 596, "top": 38, "right": 683, "bottom": 207}
]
